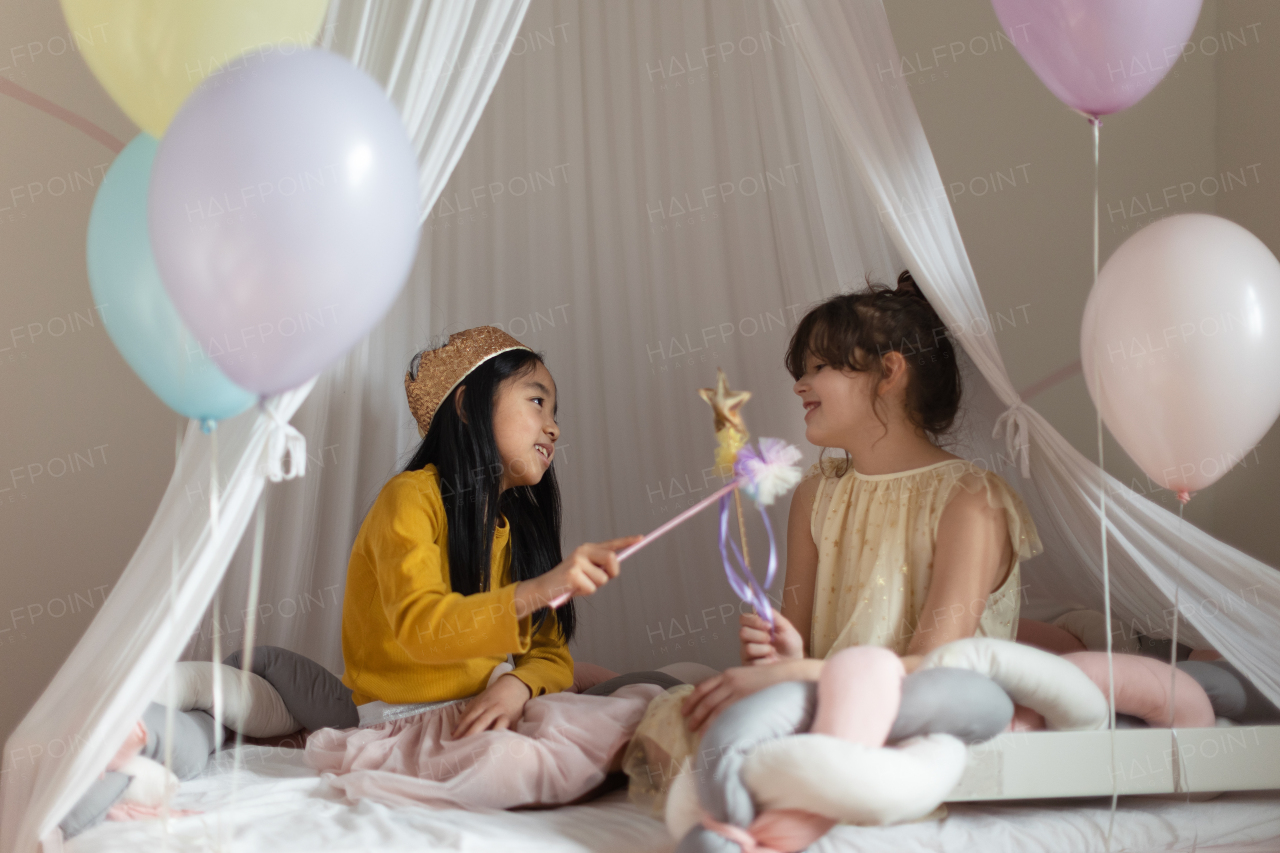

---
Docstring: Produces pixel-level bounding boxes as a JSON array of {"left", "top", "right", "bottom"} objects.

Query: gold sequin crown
[{"left": 405, "top": 326, "right": 532, "bottom": 434}]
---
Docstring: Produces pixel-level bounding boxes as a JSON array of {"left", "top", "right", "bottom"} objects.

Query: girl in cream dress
[{"left": 680, "top": 272, "right": 1043, "bottom": 732}]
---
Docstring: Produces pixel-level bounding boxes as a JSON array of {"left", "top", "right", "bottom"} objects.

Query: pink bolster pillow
[
  {"left": 812, "top": 646, "right": 904, "bottom": 747},
  {"left": 1064, "top": 652, "right": 1215, "bottom": 728}
]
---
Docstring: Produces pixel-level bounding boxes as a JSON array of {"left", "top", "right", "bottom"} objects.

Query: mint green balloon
[{"left": 88, "top": 134, "right": 256, "bottom": 422}]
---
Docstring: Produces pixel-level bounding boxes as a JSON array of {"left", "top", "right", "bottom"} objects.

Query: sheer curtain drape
[
  {"left": 197, "top": 0, "right": 908, "bottom": 678},
  {"left": 200, "top": 0, "right": 1278, "bottom": 706},
  {"left": 9, "top": 0, "right": 1280, "bottom": 846},
  {"left": 190, "top": 0, "right": 532, "bottom": 673},
  {"left": 0, "top": 3, "right": 529, "bottom": 850},
  {"left": 776, "top": 0, "right": 1280, "bottom": 704}
]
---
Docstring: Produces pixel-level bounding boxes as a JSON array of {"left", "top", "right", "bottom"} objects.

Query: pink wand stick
[{"left": 547, "top": 480, "right": 740, "bottom": 608}]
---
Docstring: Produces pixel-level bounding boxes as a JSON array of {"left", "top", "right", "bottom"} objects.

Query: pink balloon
[
  {"left": 1081, "top": 214, "right": 1280, "bottom": 494},
  {"left": 991, "top": 0, "right": 1203, "bottom": 116},
  {"left": 149, "top": 49, "right": 421, "bottom": 396}
]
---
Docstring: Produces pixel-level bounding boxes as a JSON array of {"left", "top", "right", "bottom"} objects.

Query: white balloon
[{"left": 1081, "top": 213, "right": 1280, "bottom": 494}]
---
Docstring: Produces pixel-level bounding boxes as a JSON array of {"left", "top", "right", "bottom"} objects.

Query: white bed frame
[{"left": 948, "top": 725, "right": 1280, "bottom": 800}]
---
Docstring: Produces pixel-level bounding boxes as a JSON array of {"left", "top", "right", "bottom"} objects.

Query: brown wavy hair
[{"left": 785, "top": 271, "right": 962, "bottom": 453}]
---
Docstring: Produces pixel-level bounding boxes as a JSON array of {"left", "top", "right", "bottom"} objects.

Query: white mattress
[{"left": 67, "top": 745, "right": 1280, "bottom": 853}]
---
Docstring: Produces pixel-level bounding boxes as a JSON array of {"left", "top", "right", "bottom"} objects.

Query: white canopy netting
[{"left": 4, "top": 1, "right": 1278, "bottom": 850}]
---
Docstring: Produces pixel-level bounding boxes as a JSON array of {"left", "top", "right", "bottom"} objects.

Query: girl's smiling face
[
  {"left": 490, "top": 360, "right": 560, "bottom": 490},
  {"left": 792, "top": 349, "right": 908, "bottom": 450}
]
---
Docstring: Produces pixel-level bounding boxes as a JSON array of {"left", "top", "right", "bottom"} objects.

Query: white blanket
[{"left": 65, "top": 744, "right": 1280, "bottom": 853}]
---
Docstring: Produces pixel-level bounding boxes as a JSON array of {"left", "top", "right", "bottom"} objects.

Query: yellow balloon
[{"left": 60, "top": 0, "right": 330, "bottom": 137}]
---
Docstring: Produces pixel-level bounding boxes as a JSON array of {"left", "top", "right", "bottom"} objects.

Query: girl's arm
[
  {"left": 453, "top": 614, "right": 572, "bottom": 737},
  {"left": 503, "top": 537, "right": 638, "bottom": 694},
  {"left": 508, "top": 610, "right": 574, "bottom": 697},
  {"left": 687, "top": 475, "right": 824, "bottom": 733},
  {"left": 780, "top": 473, "right": 821, "bottom": 650},
  {"left": 681, "top": 656, "right": 823, "bottom": 733},
  {"left": 371, "top": 477, "right": 538, "bottom": 663},
  {"left": 903, "top": 485, "right": 1012, "bottom": 666}
]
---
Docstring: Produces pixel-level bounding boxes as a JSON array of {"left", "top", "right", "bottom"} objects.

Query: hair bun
[{"left": 896, "top": 270, "right": 926, "bottom": 301}]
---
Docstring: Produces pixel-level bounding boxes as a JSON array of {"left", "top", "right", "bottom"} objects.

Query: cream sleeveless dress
[
  {"left": 808, "top": 456, "right": 1043, "bottom": 658},
  {"left": 621, "top": 456, "right": 1044, "bottom": 812}
]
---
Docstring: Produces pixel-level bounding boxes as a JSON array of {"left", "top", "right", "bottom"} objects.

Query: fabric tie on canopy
[
  {"left": 261, "top": 400, "right": 309, "bottom": 483},
  {"left": 992, "top": 397, "right": 1033, "bottom": 479}
]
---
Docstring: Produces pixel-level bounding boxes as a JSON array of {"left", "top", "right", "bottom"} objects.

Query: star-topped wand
[
  {"left": 546, "top": 370, "right": 803, "bottom": 612},
  {"left": 699, "top": 368, "right": 755, "bottom": 582}
]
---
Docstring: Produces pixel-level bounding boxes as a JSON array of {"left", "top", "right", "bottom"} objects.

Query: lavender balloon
[
  {"left": 149, "top": 49, "right": 420, "bottom": 395},
  {"left": 991, "top": 0, "right": 1202, "bottom": 117}
]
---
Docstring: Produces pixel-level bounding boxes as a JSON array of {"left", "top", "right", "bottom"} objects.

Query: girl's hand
[
  {"left": 680, "top": 663, "right": 795, "bottom": 734},
  {"left": 518, "top": 536, "right": 642, "bottom": 612},
  {"left": 739, "top": 609, "right": 804, "bottom": 665},
  {"left": 452, "top": 674, "right": 532, "bottom": 739}
]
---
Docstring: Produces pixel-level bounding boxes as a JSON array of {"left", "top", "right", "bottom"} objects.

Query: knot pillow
[
  {"left": 889, "top": 667, "right": 1013, "bottom": 744},
  {"left": 1065, "top": 652, "right": 1214, "bottom": 728},
  {"left": 921, "top": 637, "right": 1108, "bottom": 730},
  {"left": 741, "top": 733, "right": 967, "bottom": 826},
  {"left": 154, "top": 661, "right": 299, "bottom": 737},
  {"left": 1179, "top": 659, "right": 1280, "bottom": 723}
]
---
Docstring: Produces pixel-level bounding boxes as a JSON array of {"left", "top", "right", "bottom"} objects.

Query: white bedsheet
[{"left": 67, "top": 746, "right": 1280, "bottom": 853}]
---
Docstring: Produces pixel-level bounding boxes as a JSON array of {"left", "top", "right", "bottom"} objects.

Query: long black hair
[{"left": 403, "top": 349, "right": 573, "bottom": 642}]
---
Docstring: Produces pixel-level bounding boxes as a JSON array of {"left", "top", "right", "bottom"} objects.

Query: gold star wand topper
[
  {"left": 699, "top": 368, "right": 751, "bottom": 475},
  {"left": 700, "top": 367, "right": 756, "bottom": 576}
]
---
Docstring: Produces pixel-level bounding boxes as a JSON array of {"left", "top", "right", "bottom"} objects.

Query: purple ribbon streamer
[{"left": 717, "top": 489, "right": 778, "bottom": 627}]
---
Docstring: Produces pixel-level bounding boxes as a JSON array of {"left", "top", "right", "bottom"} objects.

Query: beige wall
[
  {"left": 1210, "top": 1, "right": 1280, "bottom": 569},
  {"left": 1, "top": 0, "right": 1276, "bottom": 748},
  {"left": 885, "top": 0, "right": 1280, "bottom": 564},
  {"left": 0, "top": 0, "right": 180, "bottom": 750}
]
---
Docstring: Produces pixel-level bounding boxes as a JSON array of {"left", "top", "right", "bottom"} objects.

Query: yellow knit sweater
[{"left": 340, "top": 464, "right": 574, "bottom": 705}]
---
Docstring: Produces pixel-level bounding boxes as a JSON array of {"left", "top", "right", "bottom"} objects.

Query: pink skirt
[{"left": 305, "top": 683, "right": 665, "bottom": 810}]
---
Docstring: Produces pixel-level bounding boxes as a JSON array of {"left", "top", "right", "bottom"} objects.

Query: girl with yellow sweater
[
  {"left": 337, "top": 326, "right": 639, "bottom": 738},
  {"left": 308, "top": 328, "right": 670, "bottom": 810}
]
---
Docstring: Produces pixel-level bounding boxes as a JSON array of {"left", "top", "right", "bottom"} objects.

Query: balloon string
[
  {"left": 1169, "top": 501, "right": 1188, "bottom": 796},
  {"left": 1091, "top": 117, "right": 1101, "bottom": 293},
  {"left": 1090, "top": 116, "right": 1119, "bottom": 850},
  {"left": 231, "top": 497, "right": 267, "bottom": 808},
  {"left": 210, "top": 597, "right": 222, "bottom": 769},
  {"left": 1097, "top": 358, "right": 1118, "bottom": 849},
  {"left": 209, "top": 426, "right": 220, "bottom": 533},
  {"left": 160, "top": 538, "right": 179, "bottom": 842},
  {"left": 208, "top": 425, "right": 225, "bottom": 848},
  {"left": 1169, "top": 586, "right": 1184, "bottom": 794}
]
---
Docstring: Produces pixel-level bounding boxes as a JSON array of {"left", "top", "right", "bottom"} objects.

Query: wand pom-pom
[{"left": 735, "top": 437, "right": 803, "bottom": 506}]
